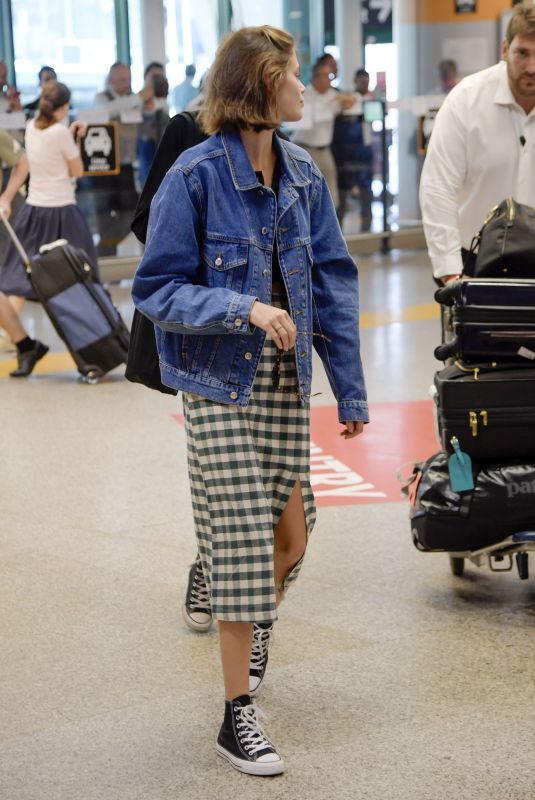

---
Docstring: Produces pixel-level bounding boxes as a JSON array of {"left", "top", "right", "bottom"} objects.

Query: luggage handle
[{"left": 0, "top": 207, "right": 32, "bottom": 273}]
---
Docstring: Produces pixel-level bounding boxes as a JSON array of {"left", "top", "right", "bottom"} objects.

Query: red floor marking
[
  {"left": 172, "top": 401, "right": 438, "bottom": 506},
  {"left": 310, "top": 401, "right": 438, "bottom": 506}
]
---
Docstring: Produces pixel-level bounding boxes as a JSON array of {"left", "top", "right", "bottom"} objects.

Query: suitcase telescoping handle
[{"left": 0, "top": 207, "right": 32, "bottom": 274}]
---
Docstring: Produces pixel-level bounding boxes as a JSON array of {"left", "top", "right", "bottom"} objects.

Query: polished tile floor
[{"left": 1, "top": 250, "right": 534, "bottom": 800}]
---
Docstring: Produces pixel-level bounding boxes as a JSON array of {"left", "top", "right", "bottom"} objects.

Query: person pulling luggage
[{"left": 0, "top": 80, "right": 98, "bottom": 377}]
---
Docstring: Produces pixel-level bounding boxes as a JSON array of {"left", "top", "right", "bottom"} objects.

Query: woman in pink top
[{"left": 0, "top": 80, "right": 99, "bottom": 376}]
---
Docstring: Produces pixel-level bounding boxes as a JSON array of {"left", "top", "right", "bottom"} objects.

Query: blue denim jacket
[{"left": 132, "top": 128, "right": 368, "bottom": 423}]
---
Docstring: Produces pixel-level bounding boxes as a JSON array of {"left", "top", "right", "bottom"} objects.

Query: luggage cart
[{"left": 413, "top": 532, "right": 535, "bottom": 581}]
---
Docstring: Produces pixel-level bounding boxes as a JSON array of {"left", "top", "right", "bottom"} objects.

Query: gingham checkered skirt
[{"left": 182, "top": 320, "right": 316, "bottom": 623}]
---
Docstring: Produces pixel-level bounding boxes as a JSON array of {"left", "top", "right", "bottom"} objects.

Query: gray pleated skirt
[{"left": 182, "top": 311, "right": 316, "bottom": 623}]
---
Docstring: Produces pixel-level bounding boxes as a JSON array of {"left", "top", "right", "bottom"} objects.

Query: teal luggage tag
[{"left": 448, "top": 437, "right": 474, "bottom": 492}]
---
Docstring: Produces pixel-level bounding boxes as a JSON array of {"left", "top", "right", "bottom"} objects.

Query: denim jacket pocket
[{"left": 202, "top": 240, "right": 249, "bottom": 271}]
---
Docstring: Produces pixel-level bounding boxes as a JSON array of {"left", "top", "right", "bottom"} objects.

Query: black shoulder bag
[
  {"left": 464, "top": 197, "right": 535, "bottom": 278},
  {"left": 126, "top": 111, "right": 206, "bottom": 396}
]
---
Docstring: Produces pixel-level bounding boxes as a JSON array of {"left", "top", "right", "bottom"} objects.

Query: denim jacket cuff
[
  {"left": 337, "top": 400, "right": 370, "bottom": 424},
  {"left": 225, "top": 293, "right": 258, "bottom": 334}
]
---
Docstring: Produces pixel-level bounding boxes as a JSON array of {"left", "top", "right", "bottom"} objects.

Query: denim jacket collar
[{"left": 220, "top": 127, "right": 311, "bottom": 192}]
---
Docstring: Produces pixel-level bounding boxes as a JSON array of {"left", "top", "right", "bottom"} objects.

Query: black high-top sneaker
[
  {"left": 249, "top": 622, "right": 273, "bottom": 696},
  {"left": 182, "top": 556, "right": 212, "bottom": 632},
  {"left": 216, "top": 694, "right": 284, "bottom": 776}
]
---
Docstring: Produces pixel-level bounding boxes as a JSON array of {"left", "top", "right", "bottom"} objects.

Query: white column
[
  {"left": 393, "top": 0, "right": 421, "bottom": 222},
  {"left": 335, "top": 0, "right": 363, "bottom": 90},
  {"left": 140, "top": 0, "right": 166, "bottom": 65}
]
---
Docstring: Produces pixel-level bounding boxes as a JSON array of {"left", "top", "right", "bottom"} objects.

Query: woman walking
[
  {"left": 132, "top": 25, "right": 368, "bottom": 776},
  {"left": 0, "top": 80, "right": 98, "bottom": 376}
]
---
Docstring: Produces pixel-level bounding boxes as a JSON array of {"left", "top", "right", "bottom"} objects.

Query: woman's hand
[
  {"left": 340, "top": 421, "right": 364, "bottom": 440},
  {"left": 249, "top": 300, "right": 296, "bottom": 351},
  {"left": 0, "top": 195, "right": 12, "bottom": 220},
  {"left": 69, "top": 121, "right": 87, "bottom": 142}
]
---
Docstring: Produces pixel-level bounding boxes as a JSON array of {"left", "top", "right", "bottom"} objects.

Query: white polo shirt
[
  {"left": 292, "top": 85, "right": 340, "bottom": 148},
  {"left": 419, "top": 61, "right": 535, "bottom": 279}
]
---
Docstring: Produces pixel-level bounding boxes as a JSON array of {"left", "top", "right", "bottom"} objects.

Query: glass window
[
  {"left": 128, "top": 0, "right": 145, "bottom": 91},
  {"left": 163, "top": 0, "right": 218, "bottom": 114},
  {"left": 11, "top": 0, "right": 117, "bottom": 110},
  {"left": 230, "top": 0, "right": 283, "bottom": 28}
]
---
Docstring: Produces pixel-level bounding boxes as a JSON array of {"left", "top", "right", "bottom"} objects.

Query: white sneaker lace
[
  {"left": 236, "top": 704, "right": 274, "bottom": 756},
  {"left": 250, "top": 625, "right": 272, "bottom": 670},
  {"left": 189, "top": 564, "right": 210, "bottom": 610}
]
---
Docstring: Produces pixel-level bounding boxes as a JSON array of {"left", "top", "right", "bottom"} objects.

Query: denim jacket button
[
  {"left": 262, "top": 269, "right": 269, "bottom": 277},
  {"left": 261, "top": 226, "right": 268, "bottom": 235},
  {"left": 234, "top": 317, "right": 242, "bottom": 327},
  {"left": 230, "top": 391, "right": 238, "bottom": 400},
  {"left": 215, "top": 255, "right": 223, "bottom": 266},
  {"left": 244, "top": 352, "right": 253, "bottom": 360}
]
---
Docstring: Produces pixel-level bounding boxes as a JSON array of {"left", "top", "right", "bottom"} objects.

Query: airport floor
[{"left": 1, "top": 249, "right": 534, "bottom": 800}]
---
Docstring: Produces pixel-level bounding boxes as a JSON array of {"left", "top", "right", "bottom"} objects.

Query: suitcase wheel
[
  {"left": 434, "top": 340, "right": 457, "bottom": 361},
  {"left": 449, "top": 556, "right": 465, "bottom": 577},
  {"left": 515, "top": 552, "right": 529, "bottom": 580},
  {"left": 82, "top": 368, "right": 102, "bottom": 385}
]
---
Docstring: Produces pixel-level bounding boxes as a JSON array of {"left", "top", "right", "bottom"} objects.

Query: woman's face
[{"left": 276, "top": 51, "right": 305, "bottom": 123}]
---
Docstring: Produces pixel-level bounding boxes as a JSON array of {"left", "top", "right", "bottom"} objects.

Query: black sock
[{"left": 16, "top": 336, "right": 35, "bottom": 354}]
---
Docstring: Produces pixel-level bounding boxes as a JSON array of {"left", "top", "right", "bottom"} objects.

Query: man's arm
[
  {"left": 0, "top": 132, "right": 28, "bottom": 218},
  {"left": 419, "top": 91, "right": 468, "bottom": 281},
  {"left": 94, "top": 91, "right": 143, "bottom": 117}
]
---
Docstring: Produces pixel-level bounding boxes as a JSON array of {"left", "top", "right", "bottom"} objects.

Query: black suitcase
[
  {"left": 0, "top": 211, "right": 129, "bottom": 382},
  {"left": 434, "top": 278, "right": 535, "bottom": 363},
  {"left": 409, "top": 451, "right": 535, "bottom": 552},
  {"left": 434, "top": 363, "right": 535, "bottom": 461}
]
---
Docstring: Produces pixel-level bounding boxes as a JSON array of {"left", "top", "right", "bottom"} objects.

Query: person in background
[
  {"left": 132, "top": 24, "right": 367, "bottom": 776},
  {"left": 0, "top": 126, "right": 27, "bottom": 226},
  {"left": 437, "top": 59, "right": 460, "bottom": 94},
  {"left": 172, "top": 64, "right": 198, "bottom": 113},
  {"left": 0, "top": 128, "right": 31, "bottom": 351},
  {"left": 317, "top": 52, "right": 338, "bottom": 82},
  {"left": 0, "top": 81, "right": 98, "bottom": 377},
  {"left": 292, "top": 59, "right": 356, "bottom": 208},
  {"left": 0, "top": 61, "right": 22, "bottom": 114},
  {"left": 332, "top": 67, "right": 375, "bottom": 230},
  {"left": 137, "top": 62, "right": 170, "bottom": 185},
  {"left": 83, "top": 62, "right": 153, "bottom": 254},
  {"left": 420, "top": 4, "right": 535, "bottom": 284},
  {"left": 23, "top": 66, "right": 58, "bottom": 118}
]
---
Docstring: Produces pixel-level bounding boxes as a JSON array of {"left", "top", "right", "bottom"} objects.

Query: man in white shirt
[
  {"left": 420, "top": 4, "right": 535, "bottom": 284},
  {"left": 293, "top": 60, "right": 355, "bottom": 208},
  {"left": 85, "top": 62, "right": 154, "bottom": 254}
]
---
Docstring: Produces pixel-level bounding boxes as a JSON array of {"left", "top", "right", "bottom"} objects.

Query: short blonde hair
[
  {"left": 199, "top": 25, "right": 294, "bottom": 135},
  {"left": 506, "top": 3, "right": 535, "bottom": 44}
]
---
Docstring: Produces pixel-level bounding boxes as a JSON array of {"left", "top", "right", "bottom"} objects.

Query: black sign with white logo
[
  {"left": 80, "top": 122, "right": 119, "bottom": 176},
  {"left": 361, "top": 0, "right": 392, "bottom": 45},
  {"left": 455, "top": 0, "right": 477, "bottom": 12}
]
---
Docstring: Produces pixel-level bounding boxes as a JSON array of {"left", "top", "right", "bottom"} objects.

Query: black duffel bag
[
  {"left": 406, "top": 451, "right": 535, "bottom": 552},
  {"left": 464, "top": 197, "right": 535, "bottom": 278}
]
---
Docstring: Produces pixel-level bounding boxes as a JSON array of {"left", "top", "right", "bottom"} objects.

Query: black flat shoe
[{"left": 10, "top": 341, "right": 49, "bottom": 378}]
